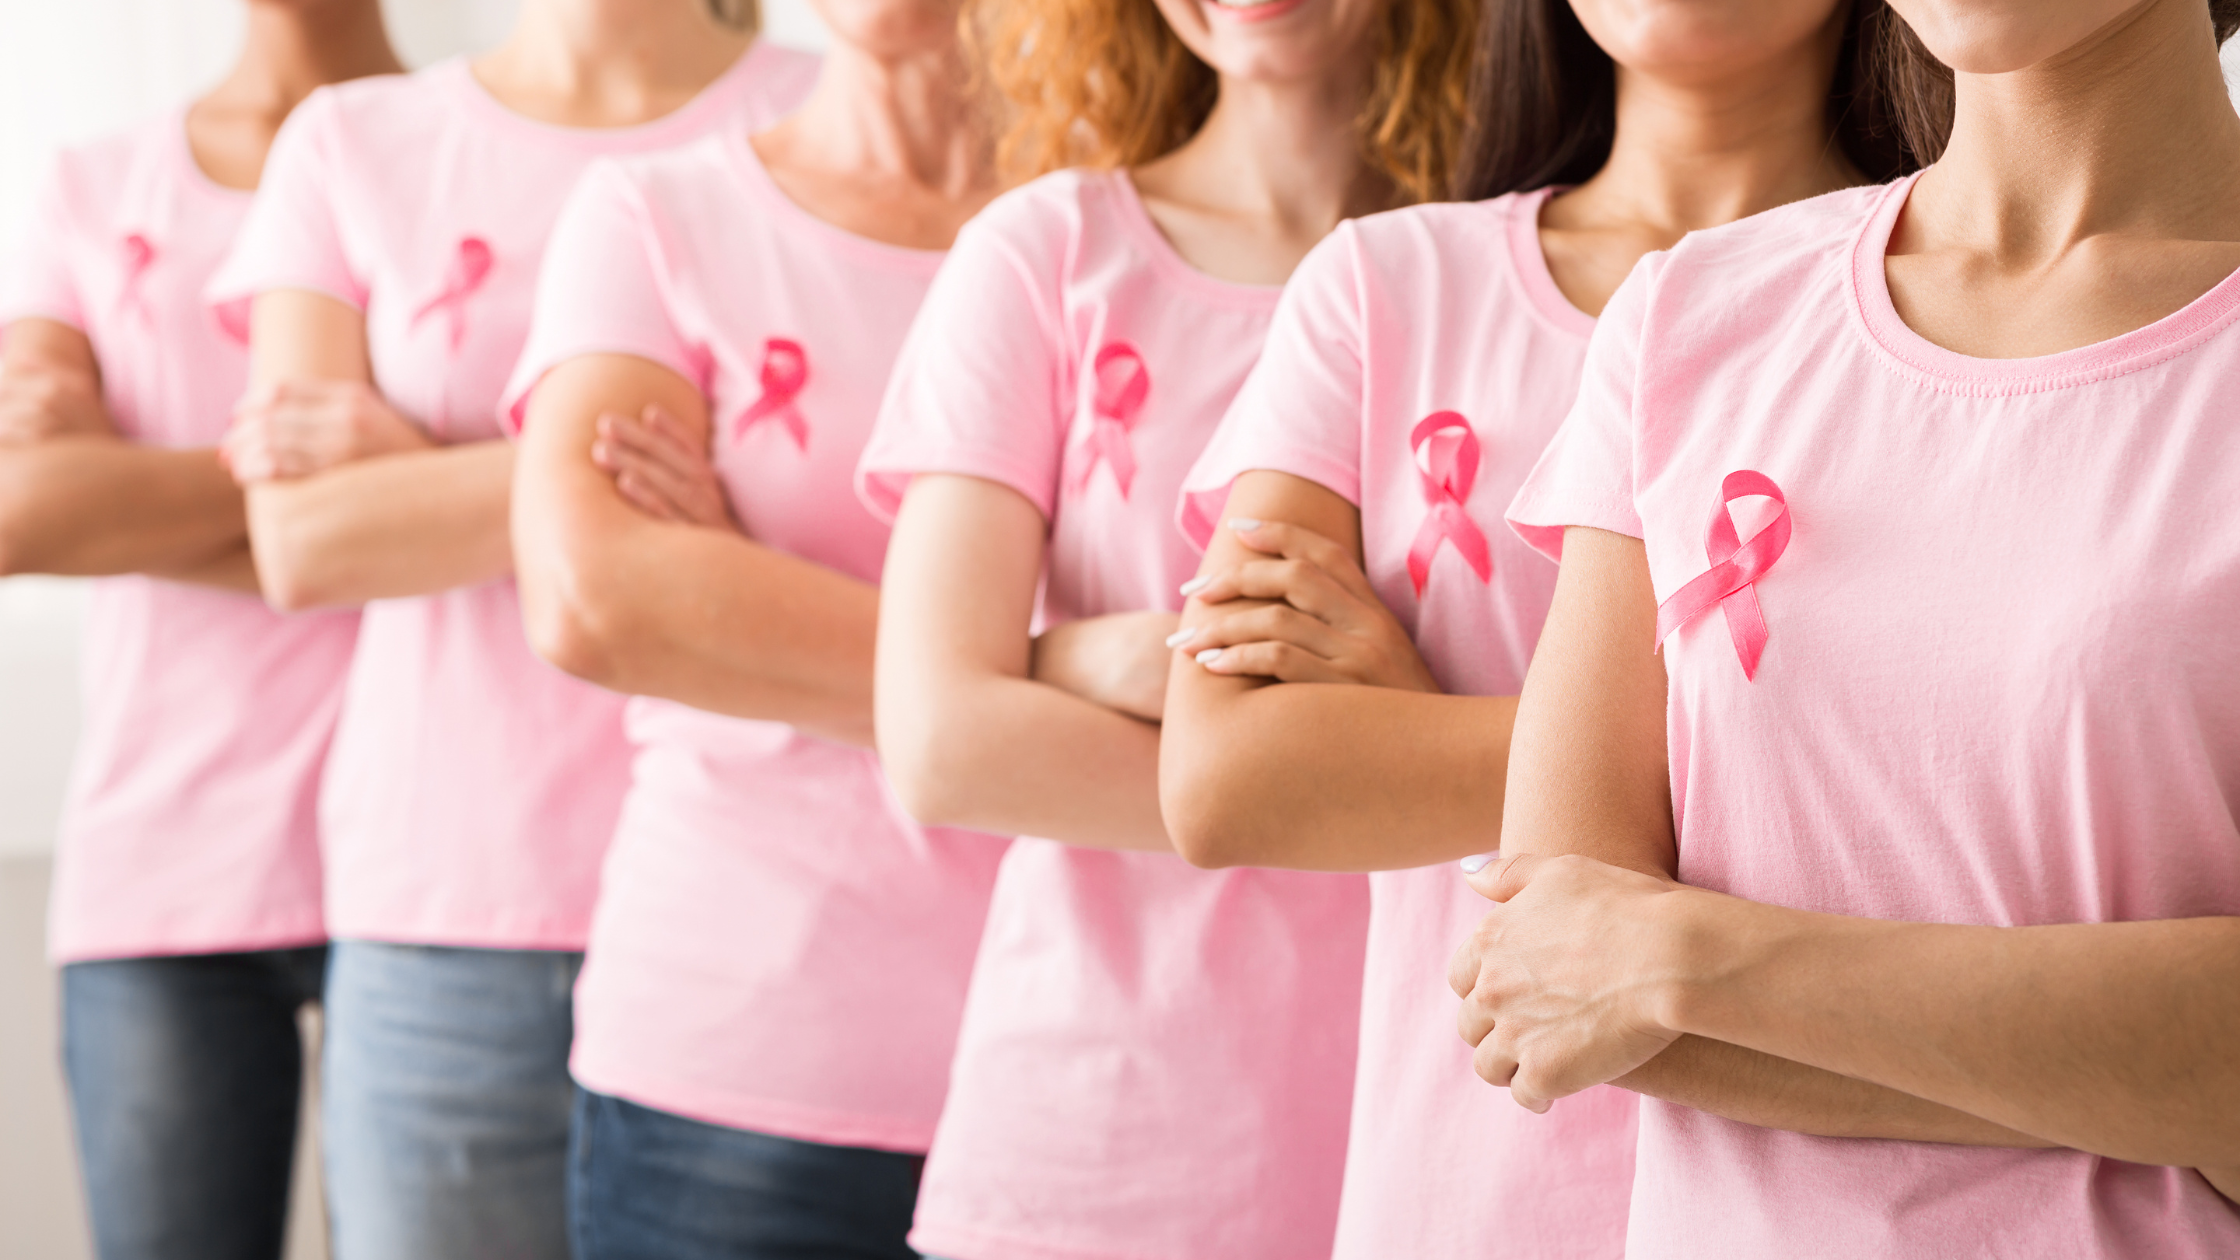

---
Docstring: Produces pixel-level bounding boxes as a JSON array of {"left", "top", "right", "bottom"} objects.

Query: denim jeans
[
  {"left": 322, "top": 940, "right": 582, "bottom": 1260},
  {"left": 61, "top": 946, "right": 327, "bottom": 1260},
  {"left": 570, "top": 1088, "right": 926, "bottom": 1260}
]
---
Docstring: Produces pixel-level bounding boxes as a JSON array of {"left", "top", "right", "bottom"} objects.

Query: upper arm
[
  {"left": 2, "top": 317, "right": 100, "bottom": 394},
  {"left": 1500, "top": 525, "right": 1674, "bottom": 875},
  {"left": 247, "top": 289, "right": 371, "bottom": 388},
  {"left": 875, "top": 473, "right": 1048, "bottom": 732}
]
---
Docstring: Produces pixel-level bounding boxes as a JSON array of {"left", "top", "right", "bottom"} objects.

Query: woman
[
  {"left": 1477, "top": 0, "right": 2240, "bottom": 1254},
  {"left": 857, "top": 0, "right": 1472, "bottom": 1255},
  {"left": 0, "top": 1, "right": 396, "bottom": 1255},
  {"left": 1159, "top": 1, "right": 1982, "bottom": 1253},
  {"left": 502, "top": 0, "right": 1002, "bottom": 1252},
  {"left": 204, "top": 2, "right": 815, "bottom": 1253}
]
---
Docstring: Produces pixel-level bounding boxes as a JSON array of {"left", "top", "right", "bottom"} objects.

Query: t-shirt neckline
[
  {"left": 723, "top": 128, "right": 949, "bottom": 275},
  {"left": 1850, "top": 169, "right": 2240, "bottom": 394},
  {"left": 1508, "top": 185, "right": 1597, "bottom": 339},
  {"left": 169, "top": 109, "right": 255, "bottom": 205},
  {"left": 1107, "top": 169, "right": 1287, "bottom": 309},
  {"left": 443, "top": 41, "right": 773, "bottom": 151}
]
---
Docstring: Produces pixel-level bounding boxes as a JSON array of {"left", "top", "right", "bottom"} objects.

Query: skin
[
  {"left": 870, "top": 0, "right": 1392, "bottom": 852},
  {"left": 1449, "top": 0, "right": 2240, "bottom": 1196},
  {"left": 230, "top": 0, "right": 754, "bottom": 612},
  {"left": 0, "top": 0, "right": 401, "bottom": 594},
  {"left": 1161, "top": 0, "right": 1858, "bottom": 871},
  {"left": 510, "top": 0, "right": 996, "bottom": 749}
]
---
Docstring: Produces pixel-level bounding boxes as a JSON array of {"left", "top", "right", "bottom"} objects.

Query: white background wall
[{"left": 0, "top": 0, "right": 829, "bottom": 860}]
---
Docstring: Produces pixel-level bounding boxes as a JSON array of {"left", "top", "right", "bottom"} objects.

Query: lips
[{"left": 1204, "top": 0, "right": 1308, "bottom": 20}]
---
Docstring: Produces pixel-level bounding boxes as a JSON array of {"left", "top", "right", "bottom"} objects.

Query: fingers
[
  {"left": 1464, "top": 853, "right": 1549, "bottom": 903},
  {"left": 1176, "top": 600, "right": 1349, "bottom": 663},
  {"left": 1223, "top": 518, "right": 1384, "bottom": 605},
  {"left": 1472, "top": 1032, "right": 1521, "bottom": 1090},
  {"left": 1186, "top": 556, "right": 1358, "bottom": 627},
  {"left": 594, "top": 412, "right": 728, "bottom": 528},
  {"left": 1188, "top": 639, "right": 1354, "bottom": 684}
]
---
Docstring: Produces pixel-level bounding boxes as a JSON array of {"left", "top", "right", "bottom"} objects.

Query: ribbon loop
[
  {"left": 1653, "top": 469, "right": 1792, "bottom": 680},
  {"left": 1404, "top": 411, "right": 1494, "bottom": 597},
  {"left": 115, "top": 233, "right": 157, "bottom": 324},
  {"left": 411, "top": 236, "right": 495, "bottom": 352},
  {"left": 1070, "top": 342, "right": 1149, "bottom": 499},
  {"left": 734, "top": 337, "right": 810, "bottom": 450}
]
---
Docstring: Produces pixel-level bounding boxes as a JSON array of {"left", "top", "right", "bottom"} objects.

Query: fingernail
[
  {"left": 1227, "top": 517, "right": 1261, "bottom": 532},
  {"left": 1194, "top": 648, "right": 1223, "bottom": 666},
  {"left": 1458, "top": 852, "right": 1500, "bottom": 874},
  {"left": 1179, "top": 575, "right": 1210, "bottom": 596},
  {"left": 1165, "top": 628, "right": 1198, "bottom": 648}
]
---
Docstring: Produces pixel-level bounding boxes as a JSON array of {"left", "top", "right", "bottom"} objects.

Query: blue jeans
[
  {"left": 570, "top": 1088, "right": 926, "bottom": 1260},
  {"left": 322, "top": 940, "right": 582, "bottom": 1260},
  {"left": 61, "top": 946, "right": 327, "bottom": 1260}
]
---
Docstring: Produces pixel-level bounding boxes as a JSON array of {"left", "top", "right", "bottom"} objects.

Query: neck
[
  {"left": 484, "top": 0, "right": 748, "bottom": 105},
  {"left": 208, "top": 0, "right": 402, "bottom": 116},
  {"left": 1570, "top": 14, "right": 1854, "bottom": 233},
  {"left": 1921, "top": 0, "right": 2240, "bottom": 256},
  {"left": 779, "top": 40, "right": 988, "bottom": 191},
  {"left": 1150, "top": 62, "right": 1383, "bottom": 229}
]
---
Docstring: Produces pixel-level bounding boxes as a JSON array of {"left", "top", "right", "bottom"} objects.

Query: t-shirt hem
[
  {"left": 909, "top": 1218, "right": 1193, "bottom": 1260},
  {"left": 857, "top": 448, "right": 1057, "bottom": 524},
  {"left": 49, "top": 918, "right": 329, "bottom": 966},
  {"left": 326, "top": 915, "right": 591, "bottom": 953},
  {"left": 0, "top": 302, "right": 86, "bottom": 334},
  {"left": 571, "top": 1060, "right": 936, "bottom": 1155},
  {"left": 503, "top": 337, "right": 699, "bottom": 434},
  {"left": 1178, "top": 449, "right": 1364, "bottom": 551},
  {"left": 1506, "top": 492, "right": 1643, "bottom": 562}
]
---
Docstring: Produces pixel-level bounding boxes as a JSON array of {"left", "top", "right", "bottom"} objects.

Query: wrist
[{"left": 1644, "top": 884, "right": 1760, "bottom": 1039}]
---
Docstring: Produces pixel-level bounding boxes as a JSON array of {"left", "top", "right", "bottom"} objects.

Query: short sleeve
[
  {"left": 1177, "top": 223, "right": 1367, "bottom": 550},
  {"left": 1504, "top": 250, "right": 1657, "bottom": 560},
  {"left": 0, "top": 156, "right": 88, "bottom": 331},
  {"left": 500, "top": 161, "right": 698, "bottom": 434},
  {"left": 855, "top": 205, "right": 1066, "bottom": 523},
  {"left": 205, "top": 91, "right": 367, "bottom": 342}
]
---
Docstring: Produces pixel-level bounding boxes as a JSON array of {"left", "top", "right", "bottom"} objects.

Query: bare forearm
[
  {"left": 0, "top": 441, "right": 246, "bottom": 577},
  {"left": 247, "top": 441, "right": 514, "bottom": 610},
  {"left": 1666, "top": 896, "right": 2240, "bottom": 1166},
  {"left": 537, "top": 522, "right": 879, "bottom": 746},
  {"left": 1162, "top": 673, "right": 1511, "bottom": 871},
  {"left": 151, "top": 544, "right": 263, "bottom": 595}
]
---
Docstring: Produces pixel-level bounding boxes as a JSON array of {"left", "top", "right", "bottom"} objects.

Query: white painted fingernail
[
  {"left": 1195, "top": 648, "right": 1223, "bottom": 666},
  {"left": 1165, "top": 628, "right": 1198, "bottom": 648},
  {"left": 1179, "top": 575, "right": 1210, "bottom": 596},
  {"left": 1458, "top": 852, "right": 1499, "bottom": 874},
  {"left": 1227, "top": 518, "right": 1261, "bottom": 532}
]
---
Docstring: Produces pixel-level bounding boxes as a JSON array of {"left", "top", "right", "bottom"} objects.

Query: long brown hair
[
  {"left": 966, "top": 0, "right": 1480, "bottom": 204},
  {"left": 707, "top": 0, "right": 759, "bottom": 32}
]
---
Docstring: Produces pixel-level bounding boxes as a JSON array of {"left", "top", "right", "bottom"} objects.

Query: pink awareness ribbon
[
  {"left": 734, "top": 338, "right": 810, "bottom": 450},
  {"left": 115, "top": 233, "right": 157, "bottom": 324},
  {"left": 1404, "top": 411, "right": 1494, "bottom": 597},
  {"left": 410, "top": 236, "right": 495, "bottom": 352},
  {"left": 1653, "top": 470, "right": 1792, "bottom": 681},
  {"left": 1071, "top": 342, "right": 1149, "bottom": 498}
]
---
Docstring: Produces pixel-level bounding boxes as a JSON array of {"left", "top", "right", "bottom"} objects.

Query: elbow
[
  {"left": 1159, "top": 733, "right": 1263, "bottom": 870},
  {"left": 524, "top": 597, "right": 619, "bottom": 688},
  {"left": 518, "top": 552, "right": 635, "bottom": 690},
  {"left": 252, "top": 538, "right": 342, "bottom": 614},
  {"left": 876, "top": 703, "right": 982, "bottom": 831}
]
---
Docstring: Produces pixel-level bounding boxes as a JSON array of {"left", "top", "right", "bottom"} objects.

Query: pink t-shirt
[
  {"left": 1181, "top": 192, "right": 1636, "bottom": 1259},
  {"left": 498, "top": 134, "right": 1005, "bottom": 1149},
  {"left": 0, "top": 115, "right": 359, "bottom": 964},
  {"left": 1508, "top": 174, "right": 2240, "bottom": 1258},
  {"left": 858, "top": 168, "right": 1370, "bottom": 1260},
  {"left": 205, "top": 46, "right": 817, "bottom": 948}
]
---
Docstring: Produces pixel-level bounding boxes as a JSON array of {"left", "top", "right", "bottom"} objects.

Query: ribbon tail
[
  {"left": 782, "top": 406, "right": 808, "bottom": 452},
  {"left": 1107, "top": 431, "right": 1136, "bottom": 499},
  {"left": 1405, "top": 520, "right": 1440, "bottom": 598},
  {"left": 1719, "top": 587, "right": 1769, "bottom": 680},
  {"left": 1448, "top": 511, "right": 1494, "bottom": 584}
]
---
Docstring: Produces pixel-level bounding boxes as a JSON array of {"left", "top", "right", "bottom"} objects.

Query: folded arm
[
  {"left": 875, "top": 473, "right": 1170, "bottom": 851},
  {"left": 1467, "top": 525, "right": 2059, "bottom": 1148},
  {"left": 512, "top": 353, "right": 878, "bottom": 745},
  {"left": 0, "top": 318, "right": 252, "bottom": 590},
  {"left": 237, "top": 290, "right": 502, "bottom": 611},
  {"left": 1159, "top": 470, "right": 1513, "bottom": 871}
]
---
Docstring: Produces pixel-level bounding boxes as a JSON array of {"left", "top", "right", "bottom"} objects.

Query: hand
[
  {"left": 222, "top": 379, "right": 431, "bottom": 482},
  {"left": 1176, "top": 518, "right": 1440, "bottom": 691},
  {"left": 590, "top": 405, "right": 737, "bottom": 530},
  {"left": 1447, "top": 853, "right": 1691, "bottom": 1112},
  {"left": 0, "top": 369, "right": 114, "bottom": 443},
  {"left": 1031, "top": 610, "right": 1182, "bottom": 722}
]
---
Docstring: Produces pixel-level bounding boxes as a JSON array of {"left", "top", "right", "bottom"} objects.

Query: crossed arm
[
  {"left": 0, "top": 317, "right": 256, "bottom": 592},
  {"left": 510, "top": 353, "right": 879, "bottom": 745},
  {"left": 1451, "top": 525, "right": 2240, "bottom": 1181},
  {"left": 234, "top": 290, "right": 510, "bottom": 611}
]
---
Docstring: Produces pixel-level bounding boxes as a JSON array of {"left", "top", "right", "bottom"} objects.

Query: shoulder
[
  {"left": 1649, "top": 181, "right": 1891, "bottom": 302},
  {"left": 1333, "top": 193, "right": 1526, "bottom": 278},
  {"left": 742, "top": 39, "right": 821, "bottom": 95},
  {"left": 281, "top": 66, "right": 453, "bottom": 158},
  {"left": 42, "top": 117, "right": 172, "bottom": 208},
  {"left": 947, "top": 166, "right": 1117, "bottom": 287}
]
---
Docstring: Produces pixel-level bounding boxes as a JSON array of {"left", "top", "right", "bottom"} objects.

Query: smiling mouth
[{"left": 1207, "top": 0, "right": 1291, "bottom": 8}]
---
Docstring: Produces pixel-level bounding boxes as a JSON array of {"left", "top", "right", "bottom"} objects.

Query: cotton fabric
[
  {"left": 204, "top": 47, "right": 816, "bottom": 948},
  {"left": 859, "top": 168, "right": 1369, "bottom": 1260},
  {"left": 0, "top": 114, "right": 359, "bottom": 963},
  {"left": 1182, "top": 191, "right": 1636, "bottom": 1259},
  {"left": 1507, "top": 173, "right": 2240, "bottom": 1259},
  {"left": 501, "top": 134, "right": 1003, "bottom": 1151}
]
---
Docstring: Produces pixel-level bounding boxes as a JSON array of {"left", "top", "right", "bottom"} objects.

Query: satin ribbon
[
  {"left": 410, "top": 236, "right": 494, "bottom": 352},
  {"left": 1653, "top": 470, "right": 1791, "bottom": 681},
  {"left": 1071, "top": 342, "right": 1149, "bottom": 498},
  {"left": 734, "top": 337, "right": 809, "bottom": 449},
  {"left": 1405, "top": 411, "right": 1494, "bottom": 597},
  {"left": 115, "top": 233, "right": 156, "bottom": 324}
]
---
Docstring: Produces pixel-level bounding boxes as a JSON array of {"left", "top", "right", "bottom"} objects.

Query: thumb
[{"left": 1460, "top": 852, "right": 1547, "bottom": 903}]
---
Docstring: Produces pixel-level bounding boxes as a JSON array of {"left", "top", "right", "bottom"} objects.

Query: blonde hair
[{"left": 966, "top": 0, "right": 1478, "bottom": 203}]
